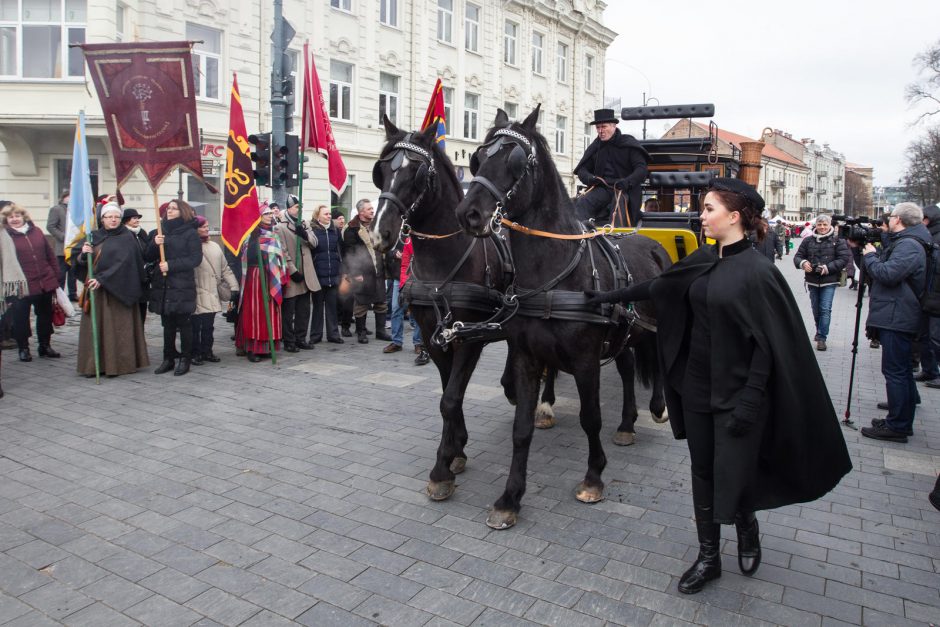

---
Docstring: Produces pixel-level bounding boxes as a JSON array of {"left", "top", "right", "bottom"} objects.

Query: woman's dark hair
[
  {"left": 708, "top": 189, "right": 768, "bottom": 242},
  {"left": 167, "top": 199, "right": 196, "bottom": 222}
]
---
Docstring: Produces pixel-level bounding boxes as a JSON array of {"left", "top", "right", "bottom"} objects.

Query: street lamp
[{"left": 642, "top": 94, "right": 659, "bottom": 140}]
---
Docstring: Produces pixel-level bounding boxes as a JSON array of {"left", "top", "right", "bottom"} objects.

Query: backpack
[{"left": 913, "top": 240, "right": 940, "bottom": 316}]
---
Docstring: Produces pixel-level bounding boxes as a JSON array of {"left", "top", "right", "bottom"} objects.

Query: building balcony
[
  {"left": 768, "top": 203, "right": 785, "bottom": 212},
  {"left": 817, "top": 171, "right": 828, "bottom": 178},
  {"left": 816, "top": 189, "right": 826, "bottom": 195},
  {"left": 769, "top": 179, "right": 785, "bottom": 188},
  {"left": 833, "top": 192, "right": 842, "bottom": 198},
  {"left": 834, "top": 176, "right": 843, "bottom": 183},
  {"left": 800, "top": 206, "right": 815, "bottom": 212},
  {"left": 802, "top": 186, "right": 813, "bottom": 193}
]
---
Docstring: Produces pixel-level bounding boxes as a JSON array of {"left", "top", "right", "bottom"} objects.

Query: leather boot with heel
[
  {"left": 173, "top": 358, "right": 191, "bottom": 376},
  {"left": 154, "top": 359, "right": 175, "bottom": 374},
  {"left": 678, "top": 519, "right": 722, "bottom": 594},
  {"left": 735, "top": 511, "right": 761, "bottom": 575},
  {"left": 38, "top": 344, "right": 60, "bottom": 358},
  {"left": 355, "top": 316, "right": 369, "bottom": 344},
  {"left": 374, "top": 312, "right": 392, "bottom": 341}
]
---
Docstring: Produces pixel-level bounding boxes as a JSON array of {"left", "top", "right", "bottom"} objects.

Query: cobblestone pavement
[{"left": 1, "top": 241, "right": 938, "bottom": 626}]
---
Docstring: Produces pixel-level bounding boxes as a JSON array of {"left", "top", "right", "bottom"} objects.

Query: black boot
[
  {"left": 735, "top": 512, "right": 761, "bottom": 575},
  {"left": 374, "top": 312, "right": 392, "bottom": 341},
  {"left": 678, "top": 520, "right": 722, "bottom": 594},
  {"left": 191, "top": 354, "right": 204, "bottom": 366},
  {"left": 355, "top": 316, "right": 369, "bottom": 344},
  {"left": 38, "top": 344, "right": 60, "bottom": 358},
  {"left": 341, "top": 324, "right": 352, "bottom": 338},
  {"left": 18, "top": 348, "right": 32, "bottom": 362},
  {"left": 173, "top": 358, "right": 191, "bottom": 376},
  {"left": 154, "top": 359, "right": 175, "bottom": 374}
]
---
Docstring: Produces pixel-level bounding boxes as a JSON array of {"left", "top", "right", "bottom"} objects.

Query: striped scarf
[{"left": 240, "top": 227, "right": 288, "bottom": 305}]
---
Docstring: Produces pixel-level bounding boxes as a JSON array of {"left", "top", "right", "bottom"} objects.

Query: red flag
[
  {"left": 420, "top": 78, "right": 447, "bottom": 149},
  {"left": 301, "top": 42, "right": 347, "bottom": 195},
  {"left": 221, "top": 75, "right": 261, "bottom": 255},
  {"left": 81, "top": 41, "right": 212, "bottom": 191}
]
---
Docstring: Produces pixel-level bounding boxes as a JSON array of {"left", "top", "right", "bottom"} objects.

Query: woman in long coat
[
  {"left": 145, "top": 200, "right": 202, "bottom": 376},
  {"left": 0, "top": 207, "right": 28, "bottom": 398},
  {"left": 73, "top": 203, "right": 149, "bottom": 377},
  {"left": 589, "top": 178, "right": 852, "bottom": 595},
  {"left": 236, "top": 205, "right": 287, "bottom": 362},
  {"left": 122, "top": 208, "right": 152, "bottom": 322},
  {"left": 192, "top": 215, "right": 239, "bottom": 364},
  {"left": 309, "top": 205, "right": 344, "bottom": 344}
]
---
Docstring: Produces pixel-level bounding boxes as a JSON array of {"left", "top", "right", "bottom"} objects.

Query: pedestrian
[
  {"left": 332, "top": 208, "right": 354, "bottom": 337},
  {"left": 398, "top": 237, "right": 428, "bottom": 365},
  {"left": 309, "top": 204, "right": 344, "bottom": 344},
  {"left": 383, "top": 240, "right": 405, "bottom": 353},
  {"left": 749, "top": 226, "right": 778, "bottom": 262},
  {"left": 0, "top": 210, "right": 28, "bottom": 398},
  {"left": 72, "top": 203, "right": 149, "bottom": 377},
  {"left": 275, "top": 195, "right": 319, "bottom": 352},
  {"left": 343, "top": 199, "right": 391, "bottom": 344},
  {"left": 916, "top": 203, "right": 940, "bottom": 389},
  {"left": 773, "top": 221, "right": 786, "bottom": 259},
  {"left": 793, "top": 215, "right": 851, "bottom": 351},
  {"left": 859, "top": 202, "right": 933, "bottom": 443},
  {"left": 587, "top": 177, "right": 852, "bottom": 595},
  {"left": 46, "top": 190, "right": 79, "bottom": 302},
  {"left": 122, "top": 208, "right": 152, "bottom": 323},
  {"left": 146, "top": 199, "right": 203, "bottom": 376},
  {"left": 236, "top": 204, "right": 287, "bottom": 362},
  {"left": 192, "top": 216, "right": 239, "bottom": 365},
  {"left": 2, "top": 202, "right": 61, "bottom": 362}
]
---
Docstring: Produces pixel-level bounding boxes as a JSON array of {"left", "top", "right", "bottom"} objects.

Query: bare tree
[
  {"left": 904, "top": 126, "right": 940, "bottom": 206},
  {"left": 907, "top": 39, "right": 940, "bottom": 124},
  {"left": 844, "top": 170, "right": 871, "bottom": 216}
]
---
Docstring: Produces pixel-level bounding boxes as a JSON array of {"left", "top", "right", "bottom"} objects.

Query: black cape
[
  {"left": 649, "top": 244, "right": 852, "bottom": 522},
  {"left": 71, "top": 225, "right": 146, "bottom": 308},
  {"left": 574, "top": 130, "right": 650, "bottom": 223}
]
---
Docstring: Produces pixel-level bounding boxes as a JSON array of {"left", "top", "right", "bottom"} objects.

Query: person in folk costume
[
  {"left": 191, "top": 215, "right": 239, "bottom": 365},
  {"left": 0, "top": 206, "right": 28, "bottom": 398},
  {"left": 72, "top": 202, "right": 149, "bottom": 377},
  {"left": 587, "top": 178, "right": 852, "bottom": 595},
  {"left": 122, "top": 208, "right": 152, "bottom": 323},
  {"left": 236, "top": 203, "right": 288, "bottom": 362},
  {"left": 274, "top": 194, "right": 320, "bottom": 352},
  {"left": 145, "top": 199, "right": 203, "bottom": 377}
]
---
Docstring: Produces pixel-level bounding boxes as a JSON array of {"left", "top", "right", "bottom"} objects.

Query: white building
[{"left": 0, "top": 0, "right": 615, "bottom": 231}]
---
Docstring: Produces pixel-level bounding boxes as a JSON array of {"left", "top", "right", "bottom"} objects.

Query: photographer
[
  {"left": 917, "top": 203, "right": 940, "bottom": 388},
  {"left": 793, "top": 215, "right": 851, "bottom": 351},
  {"left": 859, "top": 203, "right": 932, "bottom": 443}
]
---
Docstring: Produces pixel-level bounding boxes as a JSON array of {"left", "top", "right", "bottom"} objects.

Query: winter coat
[
  {"left": 129, "top": 227, "right": 153, "bottom": 304},
  {"left": 310, "top": 223, "right": 342, "bottom": 287},
  {"left": 145, "top": 217, "right": 203, "bottom": 316},
  {"left": 864, "top": 223, "right": 933, "bottom": 335},
  {"left": 924, "top": 204, "right": 940, "bottom": 246},
  {"left": 793, "top": 230, "right": 850, "bottom": 286},
  {"left": 6, "top": 223, "right": 59, "bottom": 296},
  {"left": 750, "top": 229, "right": 778, "bottom": 262},
  {"left": 46, "top": 203, "right": 67, "bottom": 256},
  {"left": 194, "top": 240, "right": 240, "bottom": 315},
  {"left": 342, "top": 216, "right": 385, "bottom": 302},
  {"left": 274, "top": 217, "right": 320, "bottom": 298},
  {"left": 574, "top": 129, "right": 650, "bottom": 223}
]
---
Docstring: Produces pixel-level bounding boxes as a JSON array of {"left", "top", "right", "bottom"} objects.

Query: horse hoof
[
  {"left": 612, "top": 430, "right": 636, "bottom": 446},
  {"left": 486, "top": 509, "right": 517, "bottom": 529},
  {"left": 427, "top": 480, "right": 456, "bottom": 501},
  {"left": 652, "top": 408, "right": 669, "bottom": 424},
  {"left": 534, "top": 402, "right": 556, "bottom": 429},
  {"left": 575, "top": 482, "right": 605, "bottom": 504},
  {"left": 450, "top": 457, "right": 467, "bottom": 474}
]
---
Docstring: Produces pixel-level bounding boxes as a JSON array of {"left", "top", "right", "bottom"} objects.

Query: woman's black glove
[
  {"left": 585, "top": 288, "right": 630, "bottom": 306},
  {"left": 726, "top": 388, "right": 762, "bottom": 437},
  {"left": 290, "top": 271, "right": 304, "bottom": 283}
]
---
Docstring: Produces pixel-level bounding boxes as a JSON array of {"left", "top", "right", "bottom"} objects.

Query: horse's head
[
  {"left": 456, "top": 105, "right": 544, "bottom": 237},
  {"left": 371, "top": 116, "right": 441, "bottom": 253}
]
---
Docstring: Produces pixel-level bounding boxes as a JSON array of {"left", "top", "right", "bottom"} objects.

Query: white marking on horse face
[{"left": 373, "top": 154, "right": 408, "bottom": 247}]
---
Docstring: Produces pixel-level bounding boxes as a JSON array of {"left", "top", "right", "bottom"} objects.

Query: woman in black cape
[{"left": 588, "top": 178, "right": 852, "bottom": 595}]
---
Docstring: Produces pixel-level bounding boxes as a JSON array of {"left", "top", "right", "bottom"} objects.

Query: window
[
  {"left": 379, "top": 0, "right": 397, "bottom": 27},
  {"left": 187, "top": 172, "right": 222, "bottom": 229},
  {"left": 442, "top": 86, "right": 453, "bottom": 127},
  {"left": 331, "top": 175, "right": 354, "bottom": 214},
  {"left": 464, "top": 3, "right": 479, "bottom": 53},
  {"left": 503, "top": 20, "right": 517, "bottom": 66},
  {"left": 583, "top": 122, "right": 592, "bottom": 152},
  {"left": 330, "top": 0, "right": 351, "bottom": 10},
  {"left": 531, "top": 31, "right": 543, "bottom": 74},
  {"left": 55, "top": 157, "right": 98, "bottom": 204},
  {"left": 0, "top": 0, "right": 87, "bottom": 79},
  {"left": 556, "top": 42, "right": 568, "bottom": 82},
  {"left": 584, "top": 54, "right": 594, "bottom": 91},
  {"left": 503, "top": 102, "right": 517, "bottom": 121},
  {"left": 463, "top": 92, "right": 479, "bottom": 140},
  {"left": 555, "top": 116, "right": 566, "bottom": 154},
  {"left": 115, "top": 3, "right": 125, "bottom": 41},
  {"left": 379, "top": 72, "right": 399, "bottom": 125},
  {"left": 329, "top": 60, "right": 353, "bottom": 121},
  {"left": 436, "top": 0, "right": 452, "bottom": 43},
  {"left": 187, "top": 23, "right": 221, "bottom": 100}
]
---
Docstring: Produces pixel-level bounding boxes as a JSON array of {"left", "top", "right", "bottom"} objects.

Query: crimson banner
[
  {"left": 221, "top": 75, "right": 261, "bottom": 256},
  {"left": 81, "top": 41, "right": 211, "bottom": 191}
]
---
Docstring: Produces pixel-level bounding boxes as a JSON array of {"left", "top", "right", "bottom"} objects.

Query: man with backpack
[
  {"left": 859, "top": 203, "right": 934, "bottom": 443},
  {"left": 918, "top": 203, "right": 940, "bottom": 389}
]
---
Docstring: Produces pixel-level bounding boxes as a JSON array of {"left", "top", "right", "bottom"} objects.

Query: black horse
[{"left": 455, "top": 106, "right": 670, "bottom": 529}]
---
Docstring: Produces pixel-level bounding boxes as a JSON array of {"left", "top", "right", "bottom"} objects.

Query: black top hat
[
  {"left": 121, "top": 208, "right": 143, "bottom": 221},
  {"left": 590, "top": 108, "right": 619, "bottom": 125}
]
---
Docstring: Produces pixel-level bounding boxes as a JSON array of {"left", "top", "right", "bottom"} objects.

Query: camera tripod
[{"left": 842, "top": 265, "right": 867, "bottom": 430}]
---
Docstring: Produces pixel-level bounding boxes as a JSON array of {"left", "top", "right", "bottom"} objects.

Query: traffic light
[
  {"left": 248, "top": 132, "right": 271, "bottom": 187},
  {"left": 273, "top": 141, "right": 290, "bottom": 185},
  {"left": 284, "top": 134, "right": 309, "bottom": 189}
]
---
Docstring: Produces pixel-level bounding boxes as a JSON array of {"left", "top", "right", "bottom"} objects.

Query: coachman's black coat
[
  {"left": 647, "top": 243, "right": 852, "bottom": 522},
  {"left": 145, "top": 217, "right": 203, "bottom": 316},
  {"left": 574, "top": 129, "right": 650, "bottom": 224}
]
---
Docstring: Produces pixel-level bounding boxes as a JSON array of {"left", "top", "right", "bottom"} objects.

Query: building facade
[
  {"left": 766, "top": 131, "right": 846, "bottom": 216},
  {"left": 844, "top": 162, "right": 873, "bottom": 217},
  {"left": 0, "top": 0, "right": 616, "bottom": 232}
]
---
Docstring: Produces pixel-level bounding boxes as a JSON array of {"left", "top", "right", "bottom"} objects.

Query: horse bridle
[
  {"left": 469, "top": 128, "right": 538, "bottom": 229},
  {"left": 373, "top": 134, "right": 437, "bottom": 237}
]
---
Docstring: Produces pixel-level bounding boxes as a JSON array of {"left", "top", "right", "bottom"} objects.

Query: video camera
[{"left": 831, "top": 215, "right": 884, "bottom": 245}]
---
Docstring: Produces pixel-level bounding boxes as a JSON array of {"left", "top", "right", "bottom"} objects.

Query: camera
[{"left": 831, "top": 215, "right": 883, "bottom": 245}]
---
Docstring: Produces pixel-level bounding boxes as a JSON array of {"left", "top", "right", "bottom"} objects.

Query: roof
[
  {"left": 691, "top": 122, "right": 807, "bottom": 168},
  {"left": 845, "top": 162, "right": 872, "bottom": 170}
]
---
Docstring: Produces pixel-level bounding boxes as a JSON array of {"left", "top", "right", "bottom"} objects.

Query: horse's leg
[
  {"left": 488, "top": 347, "right": 540, "bottom": 530},
  {"left": 535, "top": 367, "right": 557, "bottom": 429},
  {"left": 500, "top": 343, "right": 516, "bottom": 405},
  {"left": 572, "top": 359, "right": 607, "bottom": 503},
  {"left": 612, "top": 348, "right": 639, "bottom": 446},
  {"left": 648, "top": 338, "right": 668, "bottom": 424},
  {"left": 427, "top": 343, "right": 484, "bottom": 501}
]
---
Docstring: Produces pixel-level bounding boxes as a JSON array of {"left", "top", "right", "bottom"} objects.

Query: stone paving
[{"left": 1, "top": 240, "right": 938, "bottom": 626}]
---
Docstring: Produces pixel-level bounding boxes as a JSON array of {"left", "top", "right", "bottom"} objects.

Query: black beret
[
  {"left": 330, "top": 207, "right": 344, "bottom": 220},
  {"left": 707, "top": 177, "right": 765, "bottom": 212}
]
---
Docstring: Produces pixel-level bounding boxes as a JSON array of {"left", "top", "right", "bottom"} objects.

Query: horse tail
[{"left": 632, "top": 332, "right": 657, "bottom": 389}]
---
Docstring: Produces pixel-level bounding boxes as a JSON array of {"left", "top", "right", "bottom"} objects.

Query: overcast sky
[{"left": 602, "top": 1, "right": 940, "bottom": 187}]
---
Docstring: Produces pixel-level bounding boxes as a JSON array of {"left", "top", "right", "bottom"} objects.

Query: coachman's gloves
[{"left": 585, "top": 288, "right": 631, "bottom": 306}]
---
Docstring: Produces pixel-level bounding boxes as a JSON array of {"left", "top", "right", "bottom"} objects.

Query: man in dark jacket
[
  {"left": 574, "top": 109, "right": 649, "bottom": 226},
  {"left": 917, "top": 203, "right": 940, "bottom": 388},
  {"left": 793, "top": 214, "right": 851, "bottom": 351},
  {"left": 860, "top": 203, "right": 932, "bottom": 442},
  {"left": 750, "top": 227, "right": 779, "bottom": 262},
  {"left": 343, "top": 199, "right": 391, "bottom": 344},
  {"left": 46, "top": 191, "right": 78, "bottom": 301}
]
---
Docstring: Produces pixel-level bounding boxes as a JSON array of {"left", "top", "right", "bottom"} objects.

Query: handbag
[
  {"left": 217, "top": 275, "right": 232, "bottom": 303},
  {"left": 52, "top": 298, "right": 66, "bottom": 327}
]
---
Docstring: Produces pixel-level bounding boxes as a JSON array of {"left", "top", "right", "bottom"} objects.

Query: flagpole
[
  {"left": 153, "top": 189, "right": 166, "bottom": 274},
  {"left": 256, "top": 246, "right": 277, "bottom": 365},
  {"left": 85, "top": 233, "right": 101, "bottom": 383},
  {"left": 295, "top": 156, "right": 304, "bottom": 263}
]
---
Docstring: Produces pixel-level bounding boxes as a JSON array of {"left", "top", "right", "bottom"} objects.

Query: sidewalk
[{"left": 0, "top": 246, "right": 937, "bottom": 626}]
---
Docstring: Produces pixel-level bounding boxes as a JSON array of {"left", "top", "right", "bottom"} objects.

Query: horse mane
[
  {"left": 379, "top": 128, "right": 463, "bottom": 200},
  {"left": 507, "top": 120, "right": 577, "bottom": 220}
]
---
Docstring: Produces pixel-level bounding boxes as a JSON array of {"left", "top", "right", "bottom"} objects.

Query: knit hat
[
  {"left": 99, "top": 202, "right": 123, "bottom": 219},
  {"left": 330, "top": 207, "right": 345, "bottom": 220}
]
